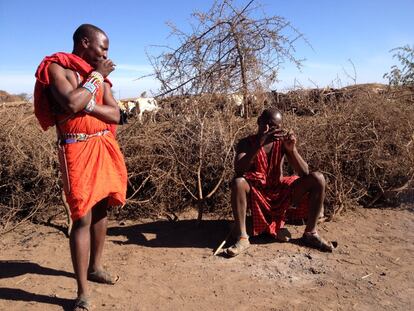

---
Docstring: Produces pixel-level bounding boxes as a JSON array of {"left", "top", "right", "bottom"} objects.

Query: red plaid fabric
[{"left": 243, "top": 136, "right": 309, "bottom": 237}]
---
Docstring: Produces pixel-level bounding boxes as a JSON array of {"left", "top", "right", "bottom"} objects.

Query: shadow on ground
[
  {"left": 107, "top": 218, "right": 233, "bottom": 249},
  {"left": 0, "top": 261, "right": 74, "bottom": 310},
  {"left": 107, "top": 216, "right": 291, "bottom": 251},
  {"left": 0, "top": 287, "right": 73, "bottom": 310},
  {"left": 0, "top": 260, "right": 73, "bottom": 279}
]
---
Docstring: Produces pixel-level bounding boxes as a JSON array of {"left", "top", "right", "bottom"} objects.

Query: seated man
[{"left": 227, "top": 108, "right": 333, "bottom": 257}]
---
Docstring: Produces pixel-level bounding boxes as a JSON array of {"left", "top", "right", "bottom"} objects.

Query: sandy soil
[{"left": 1, "top": 206, "right": 413, "bottom": 311}]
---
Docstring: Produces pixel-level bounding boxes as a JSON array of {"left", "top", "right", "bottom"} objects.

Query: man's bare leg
[
  {"left": 230, "top": 177, "right": 251, "bottom": 238},
  {"left": 227, "top": 177, "right": 251, "bottom": 256},
  {"left": 291, "top": 172, "right": 325, "bottom": 232},
  {"left": 89, "top": 199, "right": 108, "bottom": 273},
  {"left": 70, "top": 211, "right": 92, "bottom": 300},
  {"left": 87, "top": 198, "right": 118, "bottom": 284},
  {"left": 291, "top": 172, "right": 333, "bottom": 251}
]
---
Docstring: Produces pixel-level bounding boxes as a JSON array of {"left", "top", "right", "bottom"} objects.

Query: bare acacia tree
[
  {"left": 149, "top": 0, "right": 306, "bottom": 117},
  {"left": 127, "top": 0, "right": 308, "bottom": 222}
]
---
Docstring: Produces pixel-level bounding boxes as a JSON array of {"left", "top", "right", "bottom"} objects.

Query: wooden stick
[
  {"left": 213, "top": 227, "right": 234, "bottom": 256},
  {"left": 15, "top": 277, "right": 27, "bottom": 285},
  {"left": 213, "top": 239, "right": 227, "bottom": 256},
  {"left": 361, "top": 273, "right": 372, "bottom": 279}
]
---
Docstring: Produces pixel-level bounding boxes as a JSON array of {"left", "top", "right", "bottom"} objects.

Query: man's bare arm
[
  {"left": 48, "top": 64, "right": 120, "bottom": 123},
  {"left": 235, "top": 126, "right": 287, "bottom": 176},
  {"left": 285, "top": 148, "right": 309, "bottom": 176},
  {"left": 87, "top": 82, "right": 120, "bottom": 124},
  {"left": 234, "top": 139, "right": 261, "bottom": 176},
  {"left": 283, "top": 131, "right": 309, "bottom": 176},
  {"left": 48, "top": 63, "right": 94, "bottom": 114}
]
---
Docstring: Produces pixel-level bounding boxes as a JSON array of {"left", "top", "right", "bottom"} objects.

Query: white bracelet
[{"left": 84, "top": 98, "right": 96, "bottom": 113}]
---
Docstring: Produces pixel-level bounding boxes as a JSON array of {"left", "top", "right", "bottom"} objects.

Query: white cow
[
  {"left": 130, "top": 97, "right": 159, "bottom": 122},
  {"left": 124, "top": 101, "right": 136, "bottom": 113},
  {"left": 117, "top": 100, "right": 128, "bottom": 112},
  {"left": 228, "top": 94, "right": 245, "bottom": 117}
]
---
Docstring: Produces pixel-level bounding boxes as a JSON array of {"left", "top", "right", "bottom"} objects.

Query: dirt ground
[{"left": 0, "top": 206, "right": 413, "bottom": 311}]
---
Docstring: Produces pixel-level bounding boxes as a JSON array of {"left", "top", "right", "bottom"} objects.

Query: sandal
[
  {"left": 276, "top": 228, "right": 291, "bottom": 242},
  {"left": 226, "top": 237, "right": 250, "bottom": 257},
  {"left": 87, "top": 269, "right": 119, "bottom": 285},
  {"left": 301, "top": 232, "right": 334, "bottom": 252},
  {"left": 73, "top": 296, "right": 91, "bottom": 311}
]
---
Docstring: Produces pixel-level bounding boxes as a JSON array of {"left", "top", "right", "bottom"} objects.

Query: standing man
[
  {"left": 34, "top": 24, "right": 127, "bottom": 310},
  {"left": 227, "top": 108, "right": 333, "bottom": 257}
]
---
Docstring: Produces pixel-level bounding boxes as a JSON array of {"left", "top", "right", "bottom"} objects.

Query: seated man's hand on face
[
  {"left": 282, "top": 130, "right": 296, "bottom": 153},
  {"left": 258, "top": 125, "right": 287, "bottom": 146}
]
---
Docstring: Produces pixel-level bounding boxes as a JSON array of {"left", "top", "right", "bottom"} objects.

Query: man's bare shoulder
[
  {"left": 236, "top": 134, "right": 256, "bottom": 152},
  {"left": 48, "top": 63, "right": 77, "bottom": 87},
  {"left": 48, "top": 62, "right": 65, "bottom": 75}
]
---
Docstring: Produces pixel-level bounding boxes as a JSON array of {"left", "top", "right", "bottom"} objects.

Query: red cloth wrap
[
  {"left": 34, "top": 52, "right": 126, "bottom": 220},
  {"left": 243, "top": 136, "right": 309, "bottom": 236},
  {"left": 34, "top": 52, "right": 117, "bottom": 136}
]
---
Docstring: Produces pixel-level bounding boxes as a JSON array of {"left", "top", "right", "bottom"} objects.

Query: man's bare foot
[
  {"left": 73, "top": 295, "right": 91, "bottom": 311},
  {"left": 302, "top": 232, "right": 334, "bottom": 252},
  {"left": 87, "top": 269, "right": 119, "bottom": 285},
  {"left": 226, "top": 237, "right": 250, "bottom": 257},
  {"left": 276, "top": 228, "right": 291, "bottom": 242}
]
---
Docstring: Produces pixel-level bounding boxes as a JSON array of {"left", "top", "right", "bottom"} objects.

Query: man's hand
[
  {"left": 258, "top": 125, "right": 287, "bottom": 147},
  {"left": 282, "top": 130, "right": 297, "bottom": 153},
  {"left": 95, "top": 59, "right": 116, "bottom": 78}
]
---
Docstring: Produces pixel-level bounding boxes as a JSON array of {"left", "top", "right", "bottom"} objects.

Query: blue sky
[{"left": 0, "top": 0, "right": 413, "bottom": 99}]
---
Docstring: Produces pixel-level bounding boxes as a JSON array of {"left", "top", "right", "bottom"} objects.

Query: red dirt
[{"left": 1, "top": 207, "right": 413, "bottom": 310}]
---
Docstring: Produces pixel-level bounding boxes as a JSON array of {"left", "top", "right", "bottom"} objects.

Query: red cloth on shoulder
[
  {"left": 34, "top": 52, "right": 116, "bottom": 135},
  {"left": 34, "top": 52, "right": 126, "bottom": 220}
]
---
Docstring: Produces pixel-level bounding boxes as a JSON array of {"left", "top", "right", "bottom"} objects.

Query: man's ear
[
  {"left": 81, "top": 37, "right": 89, "bottom": 49},
  {"left": 257, "top": 115, "right": 262, "bottom": 125}
]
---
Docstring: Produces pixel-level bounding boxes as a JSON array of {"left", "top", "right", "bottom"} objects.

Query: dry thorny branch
[
  {"left": 1, "top": 87, "right": 413, "bottom": 234},
  {"left": 148, "top": 0, "right": 306, "bottom": 117},
  {"left": 1, "top": 2, "right": 413, "bottom": 233}
]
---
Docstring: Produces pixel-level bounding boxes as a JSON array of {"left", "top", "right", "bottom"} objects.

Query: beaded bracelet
[
  {"left": 82, "top": 71, "right": 104, "bottom": 95},
  {"left": 84, "top": 98, "right": 96, "bottom": 113}
]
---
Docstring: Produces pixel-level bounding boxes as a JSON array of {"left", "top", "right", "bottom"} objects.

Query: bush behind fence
[{"left": 1, "top": 87, "right": 413, "bottom": 233}]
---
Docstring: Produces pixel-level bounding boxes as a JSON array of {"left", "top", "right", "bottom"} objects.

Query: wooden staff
[{"left": 213, "top": 226, "right": 234, "bottom": 256}]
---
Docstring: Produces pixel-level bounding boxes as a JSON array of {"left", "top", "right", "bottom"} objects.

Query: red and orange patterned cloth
[
  {"left": 244, "top": 136, "right": 309, "bottom": 236},
  {"left": 34, "top": 52, "right": 127, "bottom": 220}
]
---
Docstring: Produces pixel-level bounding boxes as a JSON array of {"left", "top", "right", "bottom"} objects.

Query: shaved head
[
  {"left": 72, "top": 24, "right": 109, "bottom": 66},
  {"left": 257, "top": 107, "right": 283, "bottom": 134},
  {"left": 259, "top": 108, "right": 282, "bottom": 123},
  {"left": 73, "top": 24, "right": 106, "bottom": 45}
]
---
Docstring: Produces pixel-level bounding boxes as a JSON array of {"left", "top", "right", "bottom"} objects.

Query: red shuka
[
  {"left": 243, "top": 136, "right": 309, "bottom": 236},
  {"left": 34, "top": 52, "right": 127, "bottom": 220}
]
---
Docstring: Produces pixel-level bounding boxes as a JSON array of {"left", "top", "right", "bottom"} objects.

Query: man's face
[
  {"left": 258, "top": 112, "right": 283, "bottom": 134},
  {"left": 83, "top": 32, "right": 109, "bottom": 67}
]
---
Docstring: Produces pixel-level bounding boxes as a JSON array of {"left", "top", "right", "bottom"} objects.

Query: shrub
[
  {"left": 384, "top": 45, "right": 414, "bottom": 86},
  {"left": 1, "top": 86, "right": 413, "bottom": 233}
]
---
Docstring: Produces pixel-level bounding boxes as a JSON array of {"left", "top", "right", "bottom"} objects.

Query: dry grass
[
  {"left": 0, "top": 104, "right": 61, "bottom": 233},
  {"left": 285, "top": 88, "right": 414, "bottom": 216},
  {"left": 1, "top": 86, "right": 413, "bottom": 234}
]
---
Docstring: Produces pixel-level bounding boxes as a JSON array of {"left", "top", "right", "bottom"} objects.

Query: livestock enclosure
[{"left": 0, "top": 85, "right": 413, "bottom": 234}]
